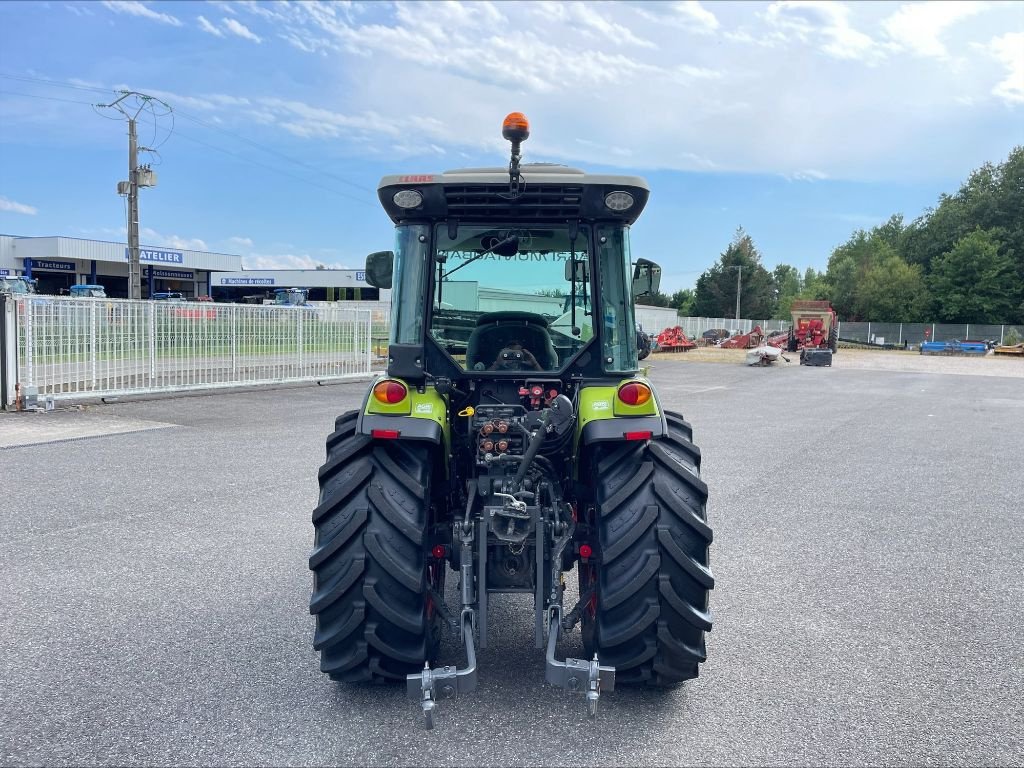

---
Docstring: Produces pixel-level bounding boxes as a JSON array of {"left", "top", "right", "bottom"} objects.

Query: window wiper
[{"left": 442, "top": 234, "right": 519, "bottom": 280}]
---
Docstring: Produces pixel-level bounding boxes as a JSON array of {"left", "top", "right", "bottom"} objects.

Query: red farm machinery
[{"left": 786, "top": 300, "right": 838, "bottom": 366}]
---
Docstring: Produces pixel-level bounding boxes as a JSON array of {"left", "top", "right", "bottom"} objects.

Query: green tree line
[{"left": 641, "top": 147, "right": 1023, "bottom": 323}]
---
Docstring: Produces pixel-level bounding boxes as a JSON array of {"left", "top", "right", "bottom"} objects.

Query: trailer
[{"left": 787, "top": 300, "right": 838, "bottom": 366}]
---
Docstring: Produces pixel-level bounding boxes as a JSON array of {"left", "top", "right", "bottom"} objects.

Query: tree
[
  {"left": 636, "top": 289, "right": 671, "bottom": 307},
  {"left": 772, "top": 264, "right": 801, "bottom": 319},
  {"left": 929, "top": 228, "right": 1017, "bottom": 322},
  {"left": 859, "top": 250, "right": 929, "bottom": 321},
  {"left": 694, "top": 228, "right": 776, "bottom": 318},
  {"left": 670, "top": 288, "right": 696, "bottom": 316}
]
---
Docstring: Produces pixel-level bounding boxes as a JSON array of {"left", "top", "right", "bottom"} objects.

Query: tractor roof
[{"left": 377, "top": 163, "right": 650, "bottom": 226}]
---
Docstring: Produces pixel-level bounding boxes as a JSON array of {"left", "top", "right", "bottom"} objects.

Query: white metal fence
[{"left": 2, "top": 295, "right": 375, "bottom": 406}]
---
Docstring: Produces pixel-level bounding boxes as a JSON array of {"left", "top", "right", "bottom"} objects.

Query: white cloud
[
  {"left": 222, "top": 17, "right": 262, "bottom": 43},
  {"left": 65, "top": 4, "right": 94, "bottom": 17},
  {"left": 227, "top": 236, "right": 253, "bottom": 248},
  {"left": 989, "top": 32, "right": 1024, "bottom": 104},
  {"left": 101, "top": 1, "right": 182, "bottom": 27},
  {"left": 639, "top": 1, "right": 720, "bottom": 33},
  {"left": 531, "top": 3, "right": 657, "bottom": 49},
  {"left": 140, "top": 227, "right": 208, "bottom": 251},
  {"left": 0, "top": 196, "right": 38, "bottom": 215},
  {"left": 207, "top": 0, "right": 236, "bottom": 15},
  {"left": 764, "top": 1, "right": 879, "bottom": 61},
  {"left": 882, "top": 2, "right": 988, "bottom": 59},
  {"left": 242, "top": 252, "right": 344, "bottom": 270},
  {"left": 197, "top": 15, "right": 223, "bottom": 37}
]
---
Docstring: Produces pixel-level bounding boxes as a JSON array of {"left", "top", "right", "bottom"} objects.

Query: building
[
  {"left": 0, "top": 234, "right": 382, "bottom": 302},
  {"left": 210, "top": 269, "right": 382, "bottom": 303}
]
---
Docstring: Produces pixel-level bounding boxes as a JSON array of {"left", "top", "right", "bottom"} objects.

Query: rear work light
[
  {"left": 392, "top": 189, "right": 423, "bottom": 209},
  {"left": 617, "top": 382, "right": 651, "bottom": 407},
  {"left": 604, "top": 191, "right": 634, "bottom": 211},
  {"left": 372, "top": 379, "right": 408, "bottom": 405}
]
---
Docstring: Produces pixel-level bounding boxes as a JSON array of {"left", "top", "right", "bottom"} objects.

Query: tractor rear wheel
[
  {"left": 787, "top": 329, "right": 797, "bottom": 353},
  {"left": 581, "top": 410, "right": 713, "bottom": 685},
  {"left": 309, "top": 410, "right": 441, "bottom": 682},
  {"left": 829, "top": 325, "right": 839, "bottom": 354}
]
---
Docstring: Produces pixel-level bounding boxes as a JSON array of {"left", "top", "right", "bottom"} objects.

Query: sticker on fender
[{"left": 415, "top": 403, "right": 434, "bottom": 414}]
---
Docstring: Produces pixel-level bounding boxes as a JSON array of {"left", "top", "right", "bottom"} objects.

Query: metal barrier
[
  {"left": 837, "top": 322, "right": 1024, "bottom": 346},
  {"left": 2, "top": 296, "right": 375, "bottom": 407}
]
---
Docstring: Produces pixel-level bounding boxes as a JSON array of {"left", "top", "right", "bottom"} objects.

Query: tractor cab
[
  {"left": 273, "top": 287, "right": 310, "bottom": 306},
  {"left": 69, "top": 284, "right": 107, "bottom": 299},
  {"left": 365, "top": 117, "right": 661, "bottom": 383},
  {"left": 0, "top": 276, "right": 37, "bottom": 296}
]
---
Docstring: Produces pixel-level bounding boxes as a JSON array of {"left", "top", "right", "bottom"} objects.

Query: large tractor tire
[
  {"left": 581, "top": 410, "right": 713, "bottom": 685},
  {"left": 787, "top": 329, "right": 798, "bottom": 353},
  {"left": 309, "top": 410, "right": 441, "bottom": 682},
  {"left": 828, "top": 325, "right": 839, "bottom": 354}
]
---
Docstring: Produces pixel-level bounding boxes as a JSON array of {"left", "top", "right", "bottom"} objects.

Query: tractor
[
  {"left": 309, "top": 113, "right": 714, "bottom": 728},
  {"left": 786, "top": 300, "right": 838, "bottom": 366}
]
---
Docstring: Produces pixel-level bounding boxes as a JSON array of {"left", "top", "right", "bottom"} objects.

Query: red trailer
[{"left": 787, "top": 300, "right": 838, "bottom": 366}]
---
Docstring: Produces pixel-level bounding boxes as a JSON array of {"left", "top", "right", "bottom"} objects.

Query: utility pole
[
  {"left": 96, "top": 91, "right": 171, "bottom": 299},
  {"left": 127, "top": 116, "right": 140, "bottom": 299},
  {"left": 728, "top": 264, "right": 742, "bottom": 320}
]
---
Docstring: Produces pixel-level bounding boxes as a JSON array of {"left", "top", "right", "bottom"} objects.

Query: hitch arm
[{"left": 406, "top": 609, "right": 478, "bottom": 730}]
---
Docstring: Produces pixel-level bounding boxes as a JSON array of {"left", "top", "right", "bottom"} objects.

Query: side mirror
[
  {"left": 564, "top": 259, "right": 589, "bottom": 282},
  {"left": 365, "top": 250, "right": 394, "bottom": 289},
  {"left": 632, "top": 258, "right": 661, "bottom": 297}
]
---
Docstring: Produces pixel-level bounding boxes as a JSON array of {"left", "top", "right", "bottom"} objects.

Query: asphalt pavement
[{"left": 1, "top": 359, "right": 1022, "bottom": 766}]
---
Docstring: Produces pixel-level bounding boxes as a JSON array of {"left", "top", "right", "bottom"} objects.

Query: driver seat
[{"left": 465, "top": 311, "right": 557, "bottom": 370}]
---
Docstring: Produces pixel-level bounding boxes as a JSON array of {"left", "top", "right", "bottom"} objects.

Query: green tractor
[{"left": 309, "top": 114, "right": 713, "bottom": 727}]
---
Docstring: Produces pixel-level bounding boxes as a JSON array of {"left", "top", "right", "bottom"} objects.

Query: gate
[{"left": 1, "top": 295, "right": 375, "bottom": 408}]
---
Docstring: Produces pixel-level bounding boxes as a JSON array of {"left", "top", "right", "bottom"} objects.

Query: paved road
[{"left": 2, "top": 361, "right": 1022, "bottom": 766}]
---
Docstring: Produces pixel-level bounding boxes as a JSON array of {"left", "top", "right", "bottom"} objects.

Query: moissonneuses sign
[{"left": 124, "top": 248, "right": 184, "bottom": 264}]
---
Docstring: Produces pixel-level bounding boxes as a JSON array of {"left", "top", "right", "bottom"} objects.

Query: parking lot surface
[{"left": 2, "top": 359, "right": 1022, "bottom": 766}]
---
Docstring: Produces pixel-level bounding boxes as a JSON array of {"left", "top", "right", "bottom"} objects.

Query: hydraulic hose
[{"left": 513, "top": 409, "right": 550, "bottom": 489}]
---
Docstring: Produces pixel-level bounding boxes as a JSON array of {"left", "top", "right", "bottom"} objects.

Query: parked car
[{"left": 701, "top": 328, "right": 731, "bottom": 345}]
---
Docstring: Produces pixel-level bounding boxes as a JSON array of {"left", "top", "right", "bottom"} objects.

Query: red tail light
[
  {"left": 617, "top": 382, "right": 651, "bottom": 406},
  {"left": 372, "top": 379, "right": 408, "bottom": 405}
]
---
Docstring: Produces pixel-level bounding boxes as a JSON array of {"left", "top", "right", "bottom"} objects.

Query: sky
[{"left": 0, "top": 0, "right": 1022, "bottom": 293}]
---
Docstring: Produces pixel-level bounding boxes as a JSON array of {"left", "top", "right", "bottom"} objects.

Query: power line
[
  {"left": 2, "top": 82, "right": 374, "bottom": 204},
  {"left": 135, "top": 115, "right": 373, "bottom": 206},
  {"left": 174, "top": 109, "right": 375, "bottom": 193},
  {"left": 2, "top": 72, "right": 375, "bottom": 195},
  {"left": 0, "top": 89, "right": 98, "bottom": 106},
  {"left": 0, "top": 72, "right": 113, "bottom": 95}
]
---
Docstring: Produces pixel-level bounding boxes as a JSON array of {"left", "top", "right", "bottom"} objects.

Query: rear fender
[
  {"left": 576, "top": 378, "right": 667, "bottom": 447},
  {"left": 357, "top": 376, "right": 449, "bottom": 447}
]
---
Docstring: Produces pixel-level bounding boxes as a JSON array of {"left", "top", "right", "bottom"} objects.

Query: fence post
[
  {"left": 90, "top": 301, "right": 98, "bottom": 391},
  {"left": 966, "top": 324, "right": 970, "bottom": 340},
  {"left": 899, "top": 323, "right": 903, "bottom": 345},
  {"left": 365, "top": 310, "right": 372, "bottom": 374},
  {"left": 0, "top": 296, "right": 16, "bottom": 409},
  {"left": 867, "top": 321, "right": 871, "bottom": 343},
  {"left": 231, "top": 305, "right": 238, "bottom": 377},
  {"left": 1001, "top": 325, "right": 1004, "bottom": 345},
  {"left": 297, "top": 309, "right": 305, "bottom": 377},
  {"left": 932, "top": 323, "right": 935, "bottom": 341},
  {"left": 148, "top": 302, "right": 156, "bottom": 385}
]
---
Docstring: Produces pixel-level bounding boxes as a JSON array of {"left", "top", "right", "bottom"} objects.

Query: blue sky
[{"left": 1, "top": 0, "right": 1022, "bottom": 292}]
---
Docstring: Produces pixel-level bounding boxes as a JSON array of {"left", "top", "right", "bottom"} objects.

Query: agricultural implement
[
  {"left": 656, "top": 326, "right": 697, "bottom": 352},
  {"left": 787, "top": 300, "right": 838, "bottom": 366},
  {"left": 309, "top": 114, "right": 714, "bottom": 728},
  {"left": 919, "top": 340, "right": 988, "bottom": 356},
  {"left": 720, "top": 325, "right": 765, "bottom": 349}
]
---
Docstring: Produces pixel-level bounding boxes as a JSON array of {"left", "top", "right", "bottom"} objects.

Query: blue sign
[
  {"left": 125, "top": 248, "right": 184, "bottom": 264},
  {"left": 219, "top": 277, "right": 275, "bottom": 286},
  {"left": 356, "top": 270, "right": 366, "bottom": 282},
  {"left": 150, "top": 269, "right": 195, "bottom": 280},
  {"left": 32, "top": 259, "right": 76, "bottom": 272},
  {"left": 0, "top": 269, "right": 11, "bottom": 276}
]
